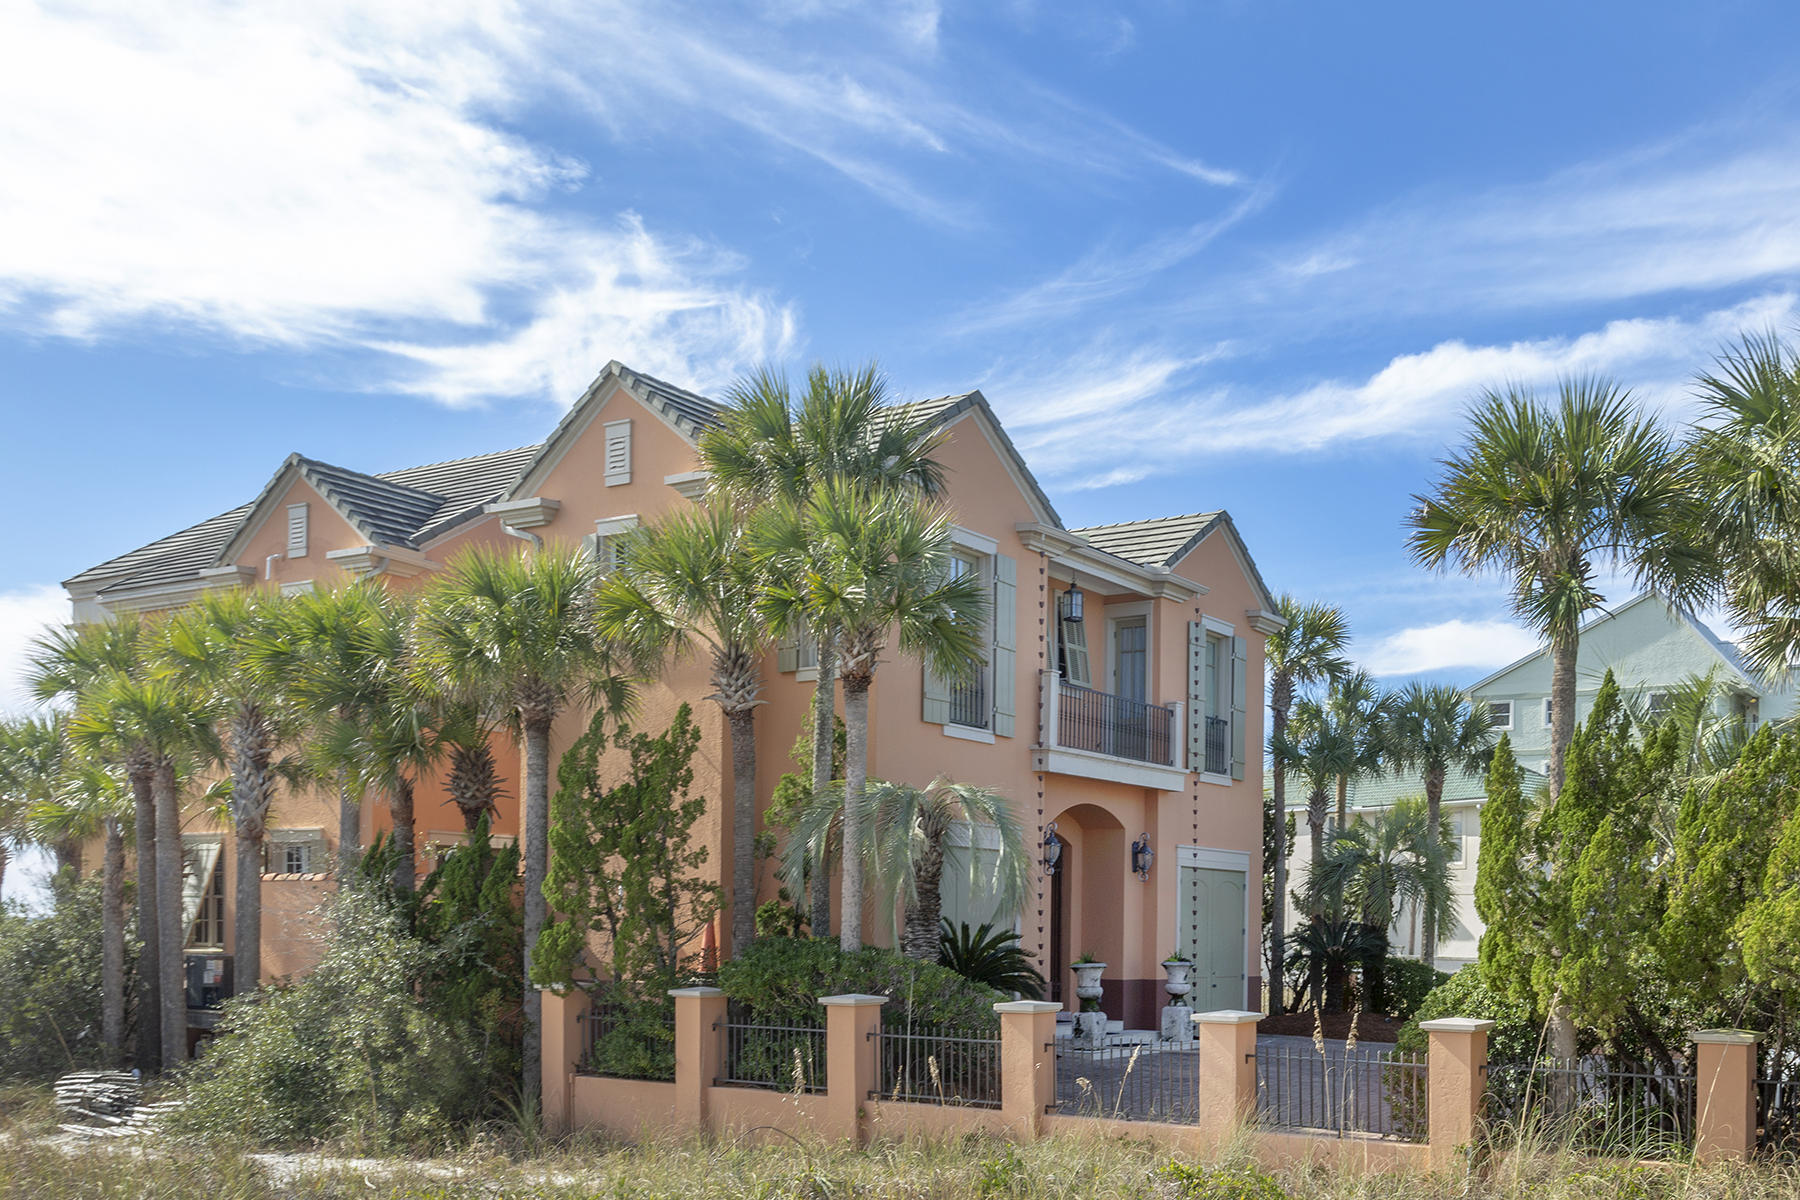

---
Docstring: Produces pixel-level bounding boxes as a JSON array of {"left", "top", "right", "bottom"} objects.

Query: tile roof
[
  {"left": 1070, "top": 512, "right": 1223, "bottom": 568},
  {"left": 615, "top": 364, "right": 723, "bottom": 435},
  {"left": 65, "top": 504, "right": 254, "bottom": 593}
]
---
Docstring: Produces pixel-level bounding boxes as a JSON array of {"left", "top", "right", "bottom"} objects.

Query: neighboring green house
[{"left": 1284, "top": 593, "right": 1791, "bottom": 973}]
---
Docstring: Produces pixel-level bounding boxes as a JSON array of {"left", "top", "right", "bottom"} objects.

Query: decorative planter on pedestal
[
  {"left": 1071, "top": 962, "right": 1108, "bottom": 1047},
  {"left": 1160, "top": 959, "right": 1195, "bottom": 1041}
]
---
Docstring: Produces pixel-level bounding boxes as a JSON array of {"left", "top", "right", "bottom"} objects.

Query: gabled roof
[
  {"left": 1070, "top": 510, "right": 1279, "bottom": 613},
  {"left": 905, "top": 391, "right": 1063, "bottom": 528},
  {"left": 1465, "top": 593, "right": 1760, "bottom": 694},
  {"left": 65, "top": 445, "right": 541, "bottom": 595}
]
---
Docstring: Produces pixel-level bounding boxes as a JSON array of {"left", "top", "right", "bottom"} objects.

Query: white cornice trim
[
  {"left": 326, "top": 545, "right": 442, "bottom": 578},
  {"left": 1246, "top": 608, "right": 1287, "bottom": 636},
  {"left": 1031, "top": 744, "right": 1189, "bottom": 792},
  {"left": 487, "top": 496, "right": 562, "bottom": 529},
  {"left": 96, "top": 565, "right": 255, "bottom": 614}
]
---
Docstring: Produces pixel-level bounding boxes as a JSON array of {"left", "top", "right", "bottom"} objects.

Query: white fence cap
[
  {"left": 1192, "top": 1010, "right": 1264, "bottom": 1025},
  {"left": 1418, "top": 1018, "right": 1497, "bottom": 1034},
  {"left": 993, "top": 1000, "right": 1062, "bottom": 1014},
  {"left": 818, "top": 993, "right": 889, "bottom": 1007}
]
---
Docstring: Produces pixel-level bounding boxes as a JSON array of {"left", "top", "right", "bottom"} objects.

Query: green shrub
[
  {"left": 1383, "top": 958, "right": 1450, "bottom": 1022},
  {"left": 718, "top": 936, "right": 1002, "bottom": 1030},
  {"left": 1394, "top": 964, "right": 1539, "bottom": 1065},
  {"left": 0, "top": 876, "right": 128, "bottom": 1081},
  {"left": 173, "top": 889, "right": 481, "bottom": 1148},
  {"left": 1155, "top": 1161, "right": 1289, "bottom": 1199}
]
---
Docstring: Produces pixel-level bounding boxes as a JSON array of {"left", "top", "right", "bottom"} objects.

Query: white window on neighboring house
[
  {"left": 1645, "top": 691, "right": 1672, "bottom": 724},
  {"left": 265, "top": 828, "right": 327, "bottom": 875},
  {"left": 286, "top": 502, "right": 309, "bottom": 558},
  {"left": 1542, "top": 696, "right": 1554, "bottom": 728},
  {"left": 1487, "top": 699, "right": 1512, "bottom": 730},
  {"left": 1445, "top": 813, "right": 1465, "bottom": 864},
  {"left": 604, "top": 419, "right": 632, "bottom": 486}
]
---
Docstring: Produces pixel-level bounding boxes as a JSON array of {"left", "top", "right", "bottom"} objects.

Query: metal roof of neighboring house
[{"left": 1280, "top": 762, "right": 1548, "bottom": 811}]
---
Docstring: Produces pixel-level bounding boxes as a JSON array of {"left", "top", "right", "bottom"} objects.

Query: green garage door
[{"left": 1177, "top": 860, "right": 1248, "bottom": 1011}]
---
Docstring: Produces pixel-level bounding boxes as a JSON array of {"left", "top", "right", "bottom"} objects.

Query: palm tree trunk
[
  {"left": 152, "top": 760, "right": 185, "bottom": 1069},
  {"left": 1335, "top": 776, "right": 1348, "bottom": 833},
  {"left": 1308, "top": 786, "right": 1328, "bottom": 868},
  {"left": 1269, "top": 692, "right": 1291, "bottom": 1016},
  {"left": 233, "top": 825, "right": 263, "bottom": 994},
  {"left": 101, "top": 818, "right": 125, "bottom": 1063},
  {"left": 839, "top": 676, "right": 871, "bottom": 953},
  {"left": 390, "top": 778, "right": 415, "bottom": 895},
  {"left": 54, "top": 841, "right": 82, "bottom": 878},
  {"left": 1548, "top": 627, "right": 1578, "bottom": 800},
  {"left": 808, "top": 641, "right": 836, "bottom": 940},
  {"left": 1421, "top": 763, "right": 1445, "bottom": 970},
  {"left": 727, "top": 706, "right": 758, "bottom": 955},
  {"left": 901, "top": 835, "right": 944, "bottom": 960},
  {"left": 128, "top": 758, "right": 160, "bottom": 1074},
  {"left": 0, "top": 842, "right": 7, "bottom": 904},
  {"left": 520, "top": 713, "right": 552, "bottom": 1112},
  {"left": 337, "top": 768, "right": 361, "bottom": 877}
]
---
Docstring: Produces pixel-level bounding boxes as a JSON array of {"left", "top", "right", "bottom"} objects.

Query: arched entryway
[{"left": 1045, "top": 803, "right": 1127, "bottom": 1016}]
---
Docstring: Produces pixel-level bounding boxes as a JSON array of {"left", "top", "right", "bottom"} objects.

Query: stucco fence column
[
  {"left": 995, "top": 1000, "right": 1060, "bottom": 1138},
  {"left": 671, "top": 986, "right": 728, "bottom": 1133},
  {"left": 539, "top": 986, "right": 585, "bottom": 1135},
  {"left": 1692, "top": 1029, "right": 1761, "bottom": 1163},
  {"left": 1194, "top": 1010, "right": 1262, "bottom": 1145},
  {"left": 821, "top": 994, "right": 887, "bottom": 1144},
  {"left": 1420, "top": 1017, "right": 1494, "bottom": 1169}
]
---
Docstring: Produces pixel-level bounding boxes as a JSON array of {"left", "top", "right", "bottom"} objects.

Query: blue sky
[{"left": 6, "top": 0, "right": 1800, "bottom": 734}]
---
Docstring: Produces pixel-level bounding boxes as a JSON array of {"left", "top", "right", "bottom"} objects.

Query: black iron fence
[
  {"left": 579, "top": 997, "right": 676, "bottom": 1081},
  {"left": 1056, "top": 682, "right": 1175, "bottom": 766},
  {"left": 1056, "top": 1039, "right": 1200, "bottom": 1123},
  {"left": 1758, "top": 1072, "right": 1798, "bottom": 1156},
  {"left": 1486, "top": 1058, "right": 1693, "bottom": 1158},
  {"left": 716, "top": 1005, "right": 827, "bottom": 1094},
  {"left": 875, "top": 1028, "right": 1002, "bottom": 1108},
  {"left": 1255, "top": 1042, "right": 1427, "bottom": 1141},
  {"left": 1203, "top": 715, "right": 1229, "bottom": 775}
]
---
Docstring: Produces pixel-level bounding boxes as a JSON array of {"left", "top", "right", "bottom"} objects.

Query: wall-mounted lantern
[
  {"left": 1131, "top": 833, "right": 1154, "bottom": 882},
  {"left": 1042, "top": 821, "right": 1063, "bottom": 875},
  {"left": 1060, "top": 579, "right": 1084, "bottom": 624}
]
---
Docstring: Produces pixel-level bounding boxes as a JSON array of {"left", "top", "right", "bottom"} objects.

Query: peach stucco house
[{"left": 63, "top": 361, "right": 1283, "bottom": 1032}]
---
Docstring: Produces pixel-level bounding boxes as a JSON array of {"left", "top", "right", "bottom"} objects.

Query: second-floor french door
[{"left": 1112, "top": 617, "right": 1148, "bottom": 759}]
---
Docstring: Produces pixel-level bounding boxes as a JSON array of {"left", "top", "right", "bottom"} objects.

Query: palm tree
[
  {"left": 31, "top": 618, "right": 194, "bottom": 1073},
  {"left": 436, "top": 700, "right": 505, "bottom": 833},
  {"left": 26, "top": 755, "right": 133, "bottom": 1062},
  {"left": 1380, "top": 684, "right": 1495, "bottom": 969},
  {"left": 161, "top": 590, "right": 298, "bottom": 994},
  {"left": 413, "top": 545, "right": 628, "bottom": 1103},
  {"left": 1408, "top": 377, "right": 1708, "bottom": 799},
  {"left": 249, "top": 582, "right": 388, "bottom": 875},
  {"left": 1262, "top": 596, "right": 1350, "bottom": 1015},
  {"left": 1324, "top": 670, "right": 1387, "bottom": 833},
  {"left": 1274, "top": 698, "right": 1362, "bottom": 870},
  {"left": 701, "top": 363, "right": 949, "bottom": 939},
  {"left": 785, "top": 777, "right": 1032, "bottom": 961},
  {"left": 1688, "top": 332, "right": 1800, "bottom": 678},
  {"left": 757, "top": 483, "right": 987, "bottom": 951},
  {"left": 0, "top": 717, "right": 72, "bottom": 873},
  {"left": 66, "top": 668, "right": 212, "bottom": 1069},
  {"left": 595, "top": 503, "right": 771, "bottom": 954},
  {"left": 1303, "top": 799, "right": 1453, "bottom": 951}
]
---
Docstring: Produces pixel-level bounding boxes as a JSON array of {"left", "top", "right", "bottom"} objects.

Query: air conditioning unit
[{"left": 184, "top": 954, "right": 233, "bottom": 1012}]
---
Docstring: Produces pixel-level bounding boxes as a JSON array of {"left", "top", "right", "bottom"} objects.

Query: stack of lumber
[{"left": 52, "top": 1070, "right": 175, "bottom": 1138}]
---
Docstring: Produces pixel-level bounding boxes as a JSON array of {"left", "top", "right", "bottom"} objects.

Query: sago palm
[
  {"left": 595, "top": 503, "right": 771, "bottom": 954},
  {"left": 29, "top": 617, "right": 168, "bottom": 1072},
  {"left": 702, "top": 363, "right": 948, "bottom": 939},
  {"left": 412, "top": 545, "right": 628, "bottom": 1103},
  {"left": 1263, "top": 595, "right": 1350, "bottom": 1014},
  {"left": 161, "top": 589, "right": 299, "bottom": 994},
  {"left": 1408, "top": 376, "right": 1709, "bottom": 799},
  {"left": 757, "top": 483, "right": 987, "bottom": 951},
  {"left": 1380, "top": 683, "right": 1494, "bottom": 969}
]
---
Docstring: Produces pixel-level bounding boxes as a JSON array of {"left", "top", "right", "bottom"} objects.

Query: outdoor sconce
[
  {"left": 1060, "top": 580, "right": 1084, "bottom": 623},
  {"left": 1131, "top": 834, "right": 1154, "bottom": 882},
  {"left": 1042, "top": 821, "right": 1062, "bottom": 875}
]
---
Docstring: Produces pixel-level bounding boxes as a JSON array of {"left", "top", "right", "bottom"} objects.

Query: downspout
[
  {"left": 265, "top": 553, "right": 283, "bottom": 580},
  {"left": 502, "top": 524, "right": 543, "bottom": 552}
]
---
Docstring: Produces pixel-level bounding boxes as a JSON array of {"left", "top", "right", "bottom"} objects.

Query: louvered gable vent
[
  {"left": 286, "top": 503, "right": 309, "bottom": 558},
  {"left": 604, "top": 419, "right": 632, "bottom": 486}
]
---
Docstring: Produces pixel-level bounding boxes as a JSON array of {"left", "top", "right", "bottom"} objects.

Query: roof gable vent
[
  {"left": 604, "top": 419, "right": 632, "bottom": 486},
  {"left": 286, "top": 503, "right": 309, "bottom": 558}
]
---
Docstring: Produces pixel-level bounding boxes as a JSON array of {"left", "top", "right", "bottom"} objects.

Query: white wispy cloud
[
  {"left": 1361, "top": 619, "right": 1542, "bottom": 678},
  {"left": 985, "top": 291, "right": 1798, "bottom": 489},
  {"left": 0, "top": 585, "right": 67, "bottom": 718}
]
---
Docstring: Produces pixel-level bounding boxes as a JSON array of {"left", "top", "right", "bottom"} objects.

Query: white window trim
[
  {"left": 1488, "top": 699, "right": 1514, "bottom": 731},
  {"left": 278, "top": 580, "right": 315, "bottom": 597},
  {"left": 1198, "top": 770, "right": 1235, "bottom": 787},
  {"left": 595, "top": 513, "right": 640, "bottom": 536},
  {"left": 1199, "top": 614, "right": 1236, "bottom": 638},
  {"left": 944, "top": 529, "right": 995, "bottom": 733},
  {"left": 943, "top": 722, "right": 995, "bottom": 744},
  {"left": 1542, "top": 697, "right": 1554, "bottom": 728},
  {"left": 1105, "top": 600, "right": 1154, "bottom": 700}
]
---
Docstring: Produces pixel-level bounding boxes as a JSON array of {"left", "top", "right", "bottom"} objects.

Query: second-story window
[
  {"left": 1543, "top": 696, "right": 1554, "bottom": 728},
  {"left": 947, "top": 551, "right": 988, "bottom": 729},
  {"left": 1057, "top": 596, "right": 1091, "bottom": 687},
  {"left": 1488, "top": 700, "right": 1513, "bottom": 730}
]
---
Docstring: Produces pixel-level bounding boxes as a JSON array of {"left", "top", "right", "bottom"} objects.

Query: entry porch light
[
  {"left": 1131, "top": 833, "right": 1154, "bottom": 882},
  {"left": 1042, "top": 821, "right": 1062, "bottom": 875}
]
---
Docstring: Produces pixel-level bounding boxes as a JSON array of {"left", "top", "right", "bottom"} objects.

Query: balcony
[{"left": 1033, "top": 671, "right": 1188, "bottom": 791}]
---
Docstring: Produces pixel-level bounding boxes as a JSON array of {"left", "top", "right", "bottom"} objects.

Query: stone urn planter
[
  {"left": 1070, "top": 960, "right": 1108, "bottom": 1047},
  {"left": 1071, "top": 961, "right": 1107, "bottom": 1009},
  {"left": 1161, "top": 958, "right": 1194, "bottom": 1004}
]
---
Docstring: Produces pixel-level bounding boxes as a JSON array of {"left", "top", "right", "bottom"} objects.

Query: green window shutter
[
  {"left": 922, "top": 660, "right": 951, "bottom": 724},
  {"left": 1230, "top": 635, "right": 1248, "bottom": 780},
  {"left": 777, "top": 636, "right": 800, "bottom": 674},
  {"left": 1187, "top": 621, "right": 1206, "bottom": 767},
  {"left": 991, "top": 553, "right": 1016, "bottom": 737}
]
